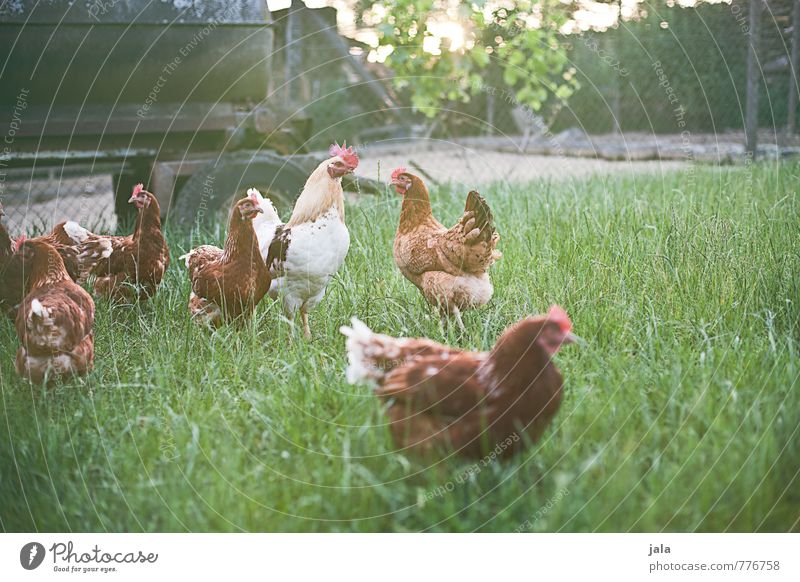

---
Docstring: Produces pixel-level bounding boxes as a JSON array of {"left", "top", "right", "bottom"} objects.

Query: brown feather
[{"left": 33, "top": 222, "right": 82, "bottom": 281}]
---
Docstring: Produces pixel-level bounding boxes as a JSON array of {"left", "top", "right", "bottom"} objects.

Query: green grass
[{"left": 1, "top": 162, "right": 799, "bottom": 532}]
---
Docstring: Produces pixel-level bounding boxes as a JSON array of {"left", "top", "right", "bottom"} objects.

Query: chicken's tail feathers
[
  {"left": 62, "top": 221, "right": 92, "bottom": 244},
  {"left": 180, "top": 245, "right": 223, "bottom": 275},
  {"left": 339, "top": 317, "right": 382, "bottom": 386},
  {"left": 340, "top": 319, "right": 451, "bottom": 386},
  {"left": 462, "top": 191, "right": 497, "bottom": 245},
  {"left": 178, "top": 251, "right": 192, "bottom": 268}
]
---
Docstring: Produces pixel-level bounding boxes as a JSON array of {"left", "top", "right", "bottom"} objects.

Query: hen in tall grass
[
  {"left": 256, "top": 143, "right": 358, "bottom": 339},
  {"left": 183, "top": 192, "right": 270, "bottom": 327},
  {"left": 78, "top": 183, "right": 169, "bottom": 301},
  {"left": 391, "top": 169, "right": 501, "bottom": 328},
  {"left": 341, "top": 306, "right": 577, "bottom": 458},
  {"left": 14, "top": 239, "right": 95, "bottom": 384}
]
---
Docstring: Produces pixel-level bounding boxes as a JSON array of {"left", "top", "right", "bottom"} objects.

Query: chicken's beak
[
  {"left": 254, "top": 207, "right": 264, "bottom": 214},
  {"left": 390, "top": 178, "right": 406, "bottom": 194}
]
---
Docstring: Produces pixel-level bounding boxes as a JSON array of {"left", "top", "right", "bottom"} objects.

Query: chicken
[
  {"left": 78, "top": 183, "right": 170, "bottom": 301},
  {"left": 0, "top": 202, "right": 84, "bottom": 288},
  {"left": 257, "top": 142, "right": 358, "bottom": 339},
  {"left": 31, "top": 221, "right": 86, "bottom": 281},
  {"left": 390, "top": 168, "right": 501, "bottom": 328},
  {"left": 14, "top": 239, "right": 95, "bottom": 384},
  {"left": 340, "top": 305, "right": 577, "bottom": 458},
  {"left": 182, "top": 192, "right": 270, "bottom": 327}
]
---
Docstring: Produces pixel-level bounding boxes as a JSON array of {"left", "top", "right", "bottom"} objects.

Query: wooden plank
[{"left": 13, "top": 103, "right": 236, "bottom": 138}]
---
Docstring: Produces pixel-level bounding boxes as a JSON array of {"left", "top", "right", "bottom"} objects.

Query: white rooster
[{"left": 251, "top": 143, "right": 358, "bottom": 339}]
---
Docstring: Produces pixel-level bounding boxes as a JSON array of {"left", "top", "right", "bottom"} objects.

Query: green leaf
[
  {"left": 508, "top": 51, "right": 524, "bottom": 66},
  {"left": 503, "top": 67, "right": 518, "bottom": 85},
  {"left": 555, "top": 84, "right": 574, "bottom": 101},
  {"left": 471, "top": 48, "right": 490, "bottom": 67}
]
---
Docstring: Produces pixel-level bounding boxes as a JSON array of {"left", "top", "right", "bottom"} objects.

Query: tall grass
[{"left": 1, "top": 162, "right": 798, "bottom": 532}]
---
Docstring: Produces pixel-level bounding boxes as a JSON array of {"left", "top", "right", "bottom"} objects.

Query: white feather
[
  {"left": 340, "top": 317, "right": 380, "bottom": 385},
  {"left": 248, "top": 188, "right": 281, "bottom": 223},
  {"left": 97, "top": 239, "right": 113, "bottom": 259},
  {"left": 30, "top": 298, "right": 46, "bottom": 318},
  {"left": 250, "top": 187, "right": 284, "bottom": 263},
  {"left": 63, "top": 221, "right": 90, "bottom": 243}
]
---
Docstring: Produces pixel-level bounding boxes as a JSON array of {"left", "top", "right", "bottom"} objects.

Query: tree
[{"left": 358, "top": 0, "right": 577, "bottom": 118}]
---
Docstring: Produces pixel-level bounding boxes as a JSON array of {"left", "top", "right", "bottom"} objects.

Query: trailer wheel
[{"left": 171, "top": 152, "right": 309, "bottom": 228}]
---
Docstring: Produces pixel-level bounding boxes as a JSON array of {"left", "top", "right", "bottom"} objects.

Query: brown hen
[
  {"left": 79, "top": 183, "right": 169, "bottom": 301},
  {"left": 391, "top": 169, "right": 501, "bottom": 328},
  {"left": 182, "top": 192, "right": 271, "bottom": 327},
  {"left": 14, "top": 239, "right": 95, "bottom": 384},
  {"left": 0, "top": 204, "right": 86, "bottom": 315},
  {"left": 341, "top": 305, "right": 577, "bottom": 458}
]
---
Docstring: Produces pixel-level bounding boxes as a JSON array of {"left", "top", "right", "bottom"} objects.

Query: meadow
[{"left": 1, "top": 162, "right": 798, "bottom": 532}]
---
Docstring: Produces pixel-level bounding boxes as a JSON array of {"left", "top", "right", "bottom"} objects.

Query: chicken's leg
[
  {"left": 300, "top": 305, "right": 312, "bottom": 340},
  {"left": 438, "top": 304, "right": 465, "bottom": 333},
  {"left": 452, "top": 306, "right": 465, "bottom": 332}
]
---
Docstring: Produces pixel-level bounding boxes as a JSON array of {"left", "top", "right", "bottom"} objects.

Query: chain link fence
[
  {"left": 0, "top": 170, "right": 116, "bottom": 235},
  {"left": 1, "top": 0, "right": 798, "bottom": 234}
]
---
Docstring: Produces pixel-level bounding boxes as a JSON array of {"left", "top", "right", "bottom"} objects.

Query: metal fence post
[
  {"left": 788, "top": 0, "right": 800, "bottom": 133},
  {"left": 745, "top": 0, "right": 763, "bottom": 159},
  {"left": 285, "top": 0, "right": 302, "bottom": 107}
]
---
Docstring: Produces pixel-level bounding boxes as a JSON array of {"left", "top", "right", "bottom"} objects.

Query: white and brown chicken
[{"left": 252, "top": 142, "right": 359, "bottom": 339}]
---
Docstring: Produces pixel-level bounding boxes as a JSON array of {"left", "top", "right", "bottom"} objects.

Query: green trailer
[{"left": 0, "top": 0, "right": 375, "bottom": 226}]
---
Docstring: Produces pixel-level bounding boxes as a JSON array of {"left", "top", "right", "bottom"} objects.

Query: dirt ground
[{"left": 354, "top": 141, "right": 688, "bottom": 187}]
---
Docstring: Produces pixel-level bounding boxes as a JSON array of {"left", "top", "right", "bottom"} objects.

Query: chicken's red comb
[
  {"left": 132, "top": 183, "right": 144, "bottom": 197},
  {"left": 13, "top": 235, "right": 26, "bottom": 252},
  {"left": 391, "top": 166, "right": 408, "bottom": 181},
  {"left": 329, "top": 142, "right": 359, "bottom": 168},
  {"left": 547, "top": 304, "right": 572, "bottom": 333}
]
